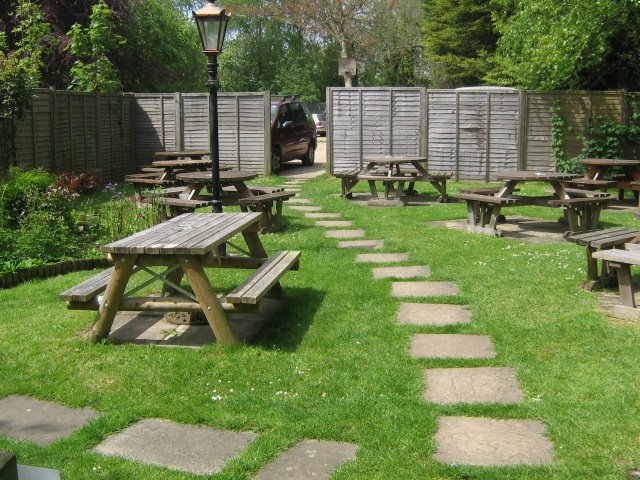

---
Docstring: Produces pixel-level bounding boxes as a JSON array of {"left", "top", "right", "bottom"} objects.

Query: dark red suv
[{"left": 270, "top": 96, "right": 317, "bottom": 173}]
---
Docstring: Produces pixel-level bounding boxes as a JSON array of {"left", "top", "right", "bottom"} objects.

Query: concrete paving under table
[
  {"left": 392, "top": 281, "right": 458, "bottom": 298},
  {"left": 355, "top": 253, "right": 410, "bottom": 263},
  {"left": 423, "top": 367, "right": 523, "bottom": 404},
  {"left": 397, "top": 303, "right": 472, "bottom": 326},
  {"left": 372, "top": 265, "right": 431, "bottom": 280},
  {"left": 410, "top": 334, "right": 496, "bottom": 359},
  {"left": 253, "top": 439, "right": 359, "bottom": 480},
  {"left": 0, "top": 395, "right": 100, "bottom": 446},
  {"left": 94, "top": 418, "right": 257, "bottom": 476},
  {"left": 338, "top": 240, "right": 384, "bottom": 250},
  {"left": 324, "top": 229, "right": 365, "bottom": 239},
  {"left": 433, "top": 416, "right": 554, "bottom": 466}
]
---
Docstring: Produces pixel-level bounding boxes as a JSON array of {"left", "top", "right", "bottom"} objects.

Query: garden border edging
[{"left": 0, "top": 258, "right": 111, "bottom": 289}]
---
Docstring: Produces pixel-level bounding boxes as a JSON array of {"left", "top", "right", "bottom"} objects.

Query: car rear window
[{"left": 315, "top": 114, "right": 326, "bottom": 121}]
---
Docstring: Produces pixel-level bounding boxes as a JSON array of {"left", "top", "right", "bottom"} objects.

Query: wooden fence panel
[
  {"left": 328, "top": 87, "right": 424, "bottom": 173},
  {"left": 426, "top": 90, "right": 458, "bottom": 174}
]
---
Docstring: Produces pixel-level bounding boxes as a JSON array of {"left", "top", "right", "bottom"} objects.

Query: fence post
[
  {"left": 49, "top": 87, "right": 56, "bottom": 173},
  {"left": 423, "top": 88, "right": 428, "bottom": 170},
  {"left": 518, "top": 90, "right": 528, "bottom": 170},
  {"left": 454, "top": 91, "right": 460, "bottom": 181},
  {"left": 175, "top": 92, "right": 183, "bottom": 151},
  {"left": 485, "top": 92, "right": 491, "bottom": 182}
]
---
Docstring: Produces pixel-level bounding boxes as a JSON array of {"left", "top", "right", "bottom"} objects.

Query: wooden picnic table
[
  {"left": 153, "top": 150, "right": 211, "bottom": 160},
  {"left": 575, "top": 158, "right": 640, "bottom": 203},
  {"left": 455, "top": 170, "right": 613, "bottom": 236},
  {"left": 174, "top": 170, "right": 294, "bottom": 231},
  {"left": 341, "top": 155, "right": 451, "bottom": 206},
  {"left": 59, "top": 212, "right": 300, "bottom": 344}
]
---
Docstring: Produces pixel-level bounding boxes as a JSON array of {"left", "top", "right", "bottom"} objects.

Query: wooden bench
[
  {"left": 237, "top": 191, "right": 296, "bottom": 232},
  {"left": 226, "top": 250, "right": 301, "bottom": 305},
  {"left": 548, "top": 195, "right": 613, "bottom": 233},
  {"left": 334, "top": 168, "right": 361, "bottom": 198},
  {"left": 592, "top": 246, "right": 640, "bottom": 320},
  {"left": 154, "top": 197, "right": 211, "bottom": 220},
  {"left": 454, "top": 191, "right": 523, "bottom": 236},
  {"left": 562, "top": 178, "right": 616, "bottom": 190},
  {"left": 566, "top": 228, "right": 640, "bottom": 290}
]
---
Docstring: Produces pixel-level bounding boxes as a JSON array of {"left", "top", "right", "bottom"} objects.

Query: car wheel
[
  {"left": 271, "top": 149, "right": 282, "bottom": 174},
  {"left": 302, "top": 143, "right": 315, "bottom": 166}
]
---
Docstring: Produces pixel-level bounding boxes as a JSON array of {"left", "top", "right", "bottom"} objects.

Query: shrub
[
  {"left": 0, "top": 167, "right": 58, "bottom": 227},
  {"left": 54, "top": 169, "right": 101, "bottom": 193}
]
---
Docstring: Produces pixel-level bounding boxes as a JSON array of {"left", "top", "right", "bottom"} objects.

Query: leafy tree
[
  {"left": 357, "top": 0, "right": 424, "bottom": 86},
  {"left": 0, "top": 0, "right": 53, "bottom": 175},
  {"left": 116, "top": 0, "right": 205, "bottom": 92},
  {"left": 490, "top": 0, "right": 640, "bottom": 90},
  {"left": 67, "top": 1, "right": 125, "bottom": 92},
  {"left": 422, "top": 0, "right": 497, "bottom": 88}
]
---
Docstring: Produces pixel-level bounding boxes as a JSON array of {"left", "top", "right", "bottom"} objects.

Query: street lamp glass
[{"left": 193, "top": 2, "right": 229, "bottom": 53}]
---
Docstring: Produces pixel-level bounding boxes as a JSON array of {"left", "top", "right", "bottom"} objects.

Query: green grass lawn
[{"left": 1, "top": 175, "right": 639, "bottom": 479}]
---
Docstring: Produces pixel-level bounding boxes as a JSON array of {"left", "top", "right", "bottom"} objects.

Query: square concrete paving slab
[
  {"left": 397, "top": 303, "right": 472, "bottom": 326},
  {"left": 253, "top": 439, "right": 358, "bottom": 480},
  {"left": 410, "top": 334, "right": 496, "bottom": 359},
  {"left": 373, "top": 265, "right": 431, "bottom": 280},
  {"left": 355, "top": 253, "right": 410, "bottom": 263},
  {"left": 392, "top": 281, "right": 458, "bottom": 298},
  {"left": 0, "top": 395, "right": 100, "bottom": 446},
  {"left": 284, "top": 188, "right": 301, "bottom": 192},
  {"left": 305, "top": 212, "right": 341, "bottom": 219},
  {"left": 315, "top": 220, "right": 353, "bottom": 228},
  {"left": 423, "top": 367, "right": 523, "bottom": 404},
  {"left": 287, "top": 197, "right": 311, "bottom": 204},
  {"left": 288, "top": 205, "right": 322, "bottom": 212},
  {"left": 325, "top": 229, "right": 366, "bottom": 239},
  {"left": 94, "top": 418, "right": 257, "bottom": 475},
  {"left": 433, "top": 416, "right": 554, "bottom": 466},
  {"left": 338, "top": 240, "right": 384, "bottom": 250}
]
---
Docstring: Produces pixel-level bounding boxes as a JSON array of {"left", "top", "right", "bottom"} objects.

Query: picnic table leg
[
  {"left": 241, "top": 229, "right": 284, "bottom": 296},
  {"left": 430, "top": 179, "right": 448, "bottom": 202},
  {"left": 178, "top": 255, "right": 238, "bottom": 345},
  {"left": 367, "top": 180, "right": 379, "bottom": 199},
  {"left": 612, "top": 263, "right": 636, "bottom": 308},
  {"left": 86, "top": 254, "right": 138, "bottom": 343}
]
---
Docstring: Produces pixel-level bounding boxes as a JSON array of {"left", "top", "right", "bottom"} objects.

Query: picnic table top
[
  {"left": 494, "top": 170, "right": 581, "bottom": 182},
  {"left": 362, "top": 155, "right": 427, "bottom": 164},
  {"left": 101, "top": 212, "right": 262, "bottom": 255},
  {"left": 580, "top": 158, "right": 640, "bottom": 167},
  {"left": 176, "top": 170, "right": 258, "bottom": 183},
  {"left": 154, "top": 150, "right": 210, "bottom": 158},
  {"left": 151, "top": 159, "right": 214, "bottom": 168}
]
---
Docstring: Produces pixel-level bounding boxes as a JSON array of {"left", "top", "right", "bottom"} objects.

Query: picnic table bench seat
[
  {"left": 237, "top": 191, "right": 296, "bottom": 232},
  {"left": 566, "top": 227, "right": 640, "bottom": 290},
  {"left": 154, "top": 197, "right": 211, "bottom": 220},
  {"left": 335, "top": 168, "right": 361, "bottom": 198},
  {"left": 562, "top": 178, "right": 616, "bottom": 189},
  {"left": 226, "top": 250, "right": 300, "bottom": 305}
]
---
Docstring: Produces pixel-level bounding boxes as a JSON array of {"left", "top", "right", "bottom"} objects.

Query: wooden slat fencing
[
  {"left": 328, "top": 87, "right": 426, "bottom": 173},
  {"left": 328, "top": 87, "right": 631, "bottom": 180},
  {"left": 13, "top": 89, "right": 136, "bottom": 182},
  {"left": 133, "top": 92, "right": 270, "bottom": 174}
]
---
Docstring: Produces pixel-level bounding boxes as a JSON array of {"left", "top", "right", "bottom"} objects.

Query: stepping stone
[
  {"left": 410, "top": 334, "right": 496, "bottom": 359},
  {"left": 433, "top": 416, "right": 554, "bottom": 466},
  {"left": 325, "top": 229, "right": 365, "bottom": 239},
  {"left": 284, "top": 188, "right": 301, "bottom": 193},
  {"left": 338, "top": 240, "right": 384, "bottom": 250},
  {"left": 288, "top": 205, "right": 322, "bottom": 212},
  {"left": 253, "top": 439, "right": 359, "bottom": 480},
  {"left": 287, "top": 197, "right": 311, "bottom": 204},
  {"left": 397, "top": 303, "right": 472, "bottom": 326},
  {"left": 373, "top": 265, "right": 430, "bottom": 280},
  {"left": 355, "top": 253, "right": 410, "bottom": 263},
  {"left": 0, "top": 395, "right": 100, "bottom": 446},
  {"left": 423, "top": 367, "right": 523, "bottom": 404},
  {"left": 392, "top": 281, "right": 458, "bottom": 298},
  {"left": 305, "top": 212, "right": 341, "bottom": 219},
  {"left": 316, "top": 220, "right": 353, "bottom": 228},
  {"left": 94, "top": 418, "right": 256, "bottom": 475}
]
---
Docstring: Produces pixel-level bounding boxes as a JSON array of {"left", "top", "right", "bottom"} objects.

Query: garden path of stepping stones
[{"left": 314, "top": 202, "right": 555, "bottom": 469}]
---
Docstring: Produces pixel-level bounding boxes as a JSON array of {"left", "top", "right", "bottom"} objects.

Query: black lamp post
[{"left": 193, "top": 1, "right": 230, "bottom": 214}]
